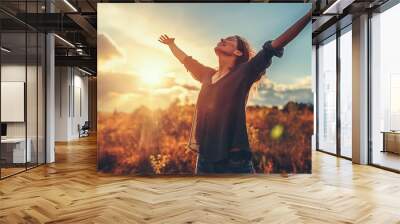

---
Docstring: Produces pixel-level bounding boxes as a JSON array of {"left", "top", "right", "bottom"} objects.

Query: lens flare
[{"left": 271, "top": 124, "right": 284, "bottom": 140}]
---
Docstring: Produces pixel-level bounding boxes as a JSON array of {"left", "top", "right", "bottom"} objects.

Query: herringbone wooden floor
[{"left": 1, "top": 136, "right": 400, "bottom": 224}]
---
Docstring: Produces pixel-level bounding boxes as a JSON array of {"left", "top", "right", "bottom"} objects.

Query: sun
[
  {"left": 136, "top": 60, "right": 167, "bottom": 87},
  {"left": 141, "top": 73, "right": 163, "bottom": 86},
  {"left": 137, "top": 66, "right": 165, "bottom": 86}
]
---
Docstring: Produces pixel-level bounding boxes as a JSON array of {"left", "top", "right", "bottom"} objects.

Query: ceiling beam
[
  {"left": 67, "top": 13, "right": 97, "bottom": 39},
  {"left": 323, "top": 0, "right": 356, "bottom": 14},
  {"left": 55, "top": 55, "right": 96, "bottom": 72}
]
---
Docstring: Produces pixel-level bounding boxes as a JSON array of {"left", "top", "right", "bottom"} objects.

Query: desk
[
  {"left": 1, "top": 138, "right": 31, "bottom": 163},
  {"left": 381, "top": 131, "right": 400, "bottom": 154}
]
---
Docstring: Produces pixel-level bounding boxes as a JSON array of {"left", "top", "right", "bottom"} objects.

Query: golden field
[{"left": 98, "top": 100, "right": 313, "bottom": 174}]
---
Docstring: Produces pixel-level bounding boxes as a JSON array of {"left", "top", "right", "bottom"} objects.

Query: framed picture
[{"left": 97, "top": 3, "right": 313, "bottom": 175}]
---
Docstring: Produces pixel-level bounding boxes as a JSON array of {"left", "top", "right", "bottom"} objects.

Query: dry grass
[{"left": 98, "top": 101, "right": 313, "bottom": 174}]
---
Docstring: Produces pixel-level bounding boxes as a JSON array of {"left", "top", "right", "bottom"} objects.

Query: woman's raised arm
[
  {"left": 271, "top": 10, "right": 312, "bottom": 49},
  {"left": 243, "top": 10, "right": 311, "bottom": 84},
  {"left": 159, "top": 34, "right": 187, "bottom": 63},
  {"left": 159, "top": 34, "right": 215, "bottom": 83}
]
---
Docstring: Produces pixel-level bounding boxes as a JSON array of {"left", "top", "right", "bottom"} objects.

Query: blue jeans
[{"left": 196, "top": 154, "right": 255, "bottom": 174}]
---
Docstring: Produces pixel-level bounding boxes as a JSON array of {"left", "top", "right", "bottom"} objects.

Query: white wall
[
  {"left": 1, "top": 65, "right": 26, "bottom": 141},
  {"left": 1, "top": 65, "right": 36, "bottom": 138},
  {"left": 55, "top": 67, "right": 70, "bottom": 141},
  {"left": 55, "top": 67, "right": 89, "bottom": 141},
  {"left": 72, "top": 73, "right": 89, "bottom": 138}
]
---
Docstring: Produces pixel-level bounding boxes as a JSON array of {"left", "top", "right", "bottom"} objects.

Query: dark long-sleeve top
[{"left": 184, "top": 40, "right": 284, "bottom": 162}]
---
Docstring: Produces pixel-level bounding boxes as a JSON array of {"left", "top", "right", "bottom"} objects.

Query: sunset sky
[{"left": 98, "top": 3, "right": 312, "bottom": 112}]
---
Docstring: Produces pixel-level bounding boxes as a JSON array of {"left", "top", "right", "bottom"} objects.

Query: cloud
[
  {"left": 98, "top": 72, "right": 200, "bottom": 112},
  {"left": 180, "top": 84, "right": 200, "bottom": 91},
  {"left": 98, "top": 72, "right": 139, "bottom": 96},
  {"left": 162, "top": 76, "right": 200, "bottom": 91},
  {"left": 249, "top": 76, "right": 313, "bottom": 107},
  {"left": 261, "top": 76, "right": 312, "bottom": 92},
  {"left": 98, "top": 4, "right": 218, "bottom": 67},
  {"left": 98, "top": 70, "right": 313, "bottom": 112},
  {"left": 98, "top": 33, "right": 122, "bottom": 61}
]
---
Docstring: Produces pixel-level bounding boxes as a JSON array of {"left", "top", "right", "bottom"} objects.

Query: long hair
[{"left": 234, "top": 35, "right": 265, "bottom": 99}]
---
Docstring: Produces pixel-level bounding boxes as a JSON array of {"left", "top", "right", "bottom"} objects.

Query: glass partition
[
  {"left": 0, "top": 1, "right": 46, "bottom": 179},
  {"left": 1, "top": 31, "right": 28, "bottom": 177},
  {"left": 27, "top": 30, "right": 38, "bottom": 169}
]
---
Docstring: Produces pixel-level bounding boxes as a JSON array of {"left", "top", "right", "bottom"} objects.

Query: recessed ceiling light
[
  {"left": 78, "top": 67, "right": 93, "bottom": 76},
  {"left": 1, "top": 47, "right": 11, "bottom": 53},
  {"left": 63, "top": 0, "right": 78, "bottom": 12},
  {"left": 54, "top": 34, "right": 75, "bottom": 48}
]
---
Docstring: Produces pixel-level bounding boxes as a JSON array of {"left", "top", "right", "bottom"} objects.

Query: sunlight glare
[{"left": 138, "top": 66, "right": 165, "bottom": 86}]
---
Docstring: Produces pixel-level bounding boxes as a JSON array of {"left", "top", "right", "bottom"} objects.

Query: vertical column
[
  {"left": 46, "top": 1, "right": 55, "bottom": 163},
  {"left": 336, "top": 30, "right": 341, "bottom": 157},
  {"left": 352, "top": 14, "right": 369, "bottom": 164}
]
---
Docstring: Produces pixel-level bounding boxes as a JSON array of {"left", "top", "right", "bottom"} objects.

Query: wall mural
[{"left": 97, "top": 3, "right": 313, "bottom": 175}]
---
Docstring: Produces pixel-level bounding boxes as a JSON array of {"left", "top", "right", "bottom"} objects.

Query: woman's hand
[
  {"left": 158, "top": 34, "right": 175, "bottom": 46},
  {"left": 158, "top": 34, "right": 187, "bottom": 63}
]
